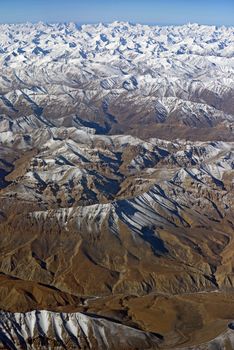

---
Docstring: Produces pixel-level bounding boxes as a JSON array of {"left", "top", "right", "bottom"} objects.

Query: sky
[{"left": 0, "top": 0, "right": 233, "bottom": 26}]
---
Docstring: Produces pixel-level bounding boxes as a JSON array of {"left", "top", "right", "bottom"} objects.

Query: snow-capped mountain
[
  {"left": 0, "top": 310, "right": 233, "bottom": 350},
  {"left": 0, "top": 22, "right": 234, "bottom": 350},
  {"left": 0, "top": 310, "right": 162, "bottom": 349},
  {"left": 0, "top": 22, "right": 233, "bottom": 140}
]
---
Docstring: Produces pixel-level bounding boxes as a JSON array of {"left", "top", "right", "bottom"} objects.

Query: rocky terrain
[{"left": 0, "top": 22, "right": 233, "bottom": 349}]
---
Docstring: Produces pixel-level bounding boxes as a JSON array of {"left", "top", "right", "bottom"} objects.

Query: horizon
[
  {"left": 0, "top": 0, "right": 233, "bottom": 26},
  {"left": 0, "top": 20, "right": 233, "bottom": 29}
]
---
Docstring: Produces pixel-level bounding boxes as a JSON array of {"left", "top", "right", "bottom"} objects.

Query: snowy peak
[{"left": 0, "top": 22, "right": 233, "bottom": 141}]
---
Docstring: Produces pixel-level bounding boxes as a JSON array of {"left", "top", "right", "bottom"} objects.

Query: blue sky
[{"left": 0, "top": 0, "right": 233, "bottom": 25}]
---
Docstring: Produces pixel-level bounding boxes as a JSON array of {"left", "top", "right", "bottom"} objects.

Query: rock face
[{"left": 0, "top": 21, "right": 234, "bottom": 349}]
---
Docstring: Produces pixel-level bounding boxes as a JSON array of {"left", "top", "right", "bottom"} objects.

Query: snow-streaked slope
[
  {"left": 0, "top": 310, "right": 161, "bottom": 349},
  {"left": 0, "top": 122, "right": 233, "bottom": 297},
  {"left": 1, "top": 123, "right": 233, "bottom": 214}
]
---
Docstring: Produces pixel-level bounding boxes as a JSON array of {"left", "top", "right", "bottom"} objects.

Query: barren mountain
[{"left": 0, "top": 22, "right": 234, "bottom": 349}]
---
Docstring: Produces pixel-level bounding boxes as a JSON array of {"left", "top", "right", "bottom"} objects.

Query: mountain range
[{"left": 0, "top": 22, "right": 233, "bottom": 349}]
